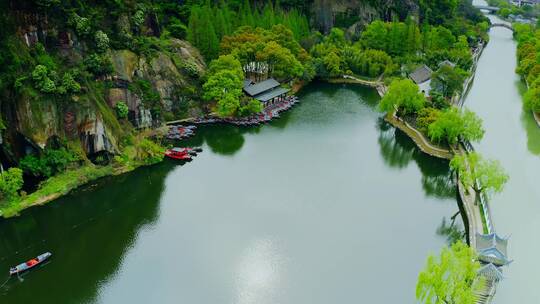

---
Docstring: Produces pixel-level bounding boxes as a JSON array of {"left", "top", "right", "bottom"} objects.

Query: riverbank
[
  {"left": 0, "top": 130, "right": 167, "bottom": 218},
  {"left": 385, "top": 113, "right": 454, "bottom": 160},
  {"left": 327, "top": 75, "right": 387, "bottom": 97}
]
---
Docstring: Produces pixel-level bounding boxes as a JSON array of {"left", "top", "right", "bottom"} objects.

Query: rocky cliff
[
  {"left": 0, "top": 2, "right": 206, "bottom": 166},
  {"left": 310, "top": 0, "right": 419, "bottom": 34}
]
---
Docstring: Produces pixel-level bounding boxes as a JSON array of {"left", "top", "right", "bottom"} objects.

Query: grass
[
  {"left": 0, "top": 165, "right": 113, "bottom": 218},
  {"left": 0, "top": 135, "right": 166, "bottom": 218}
]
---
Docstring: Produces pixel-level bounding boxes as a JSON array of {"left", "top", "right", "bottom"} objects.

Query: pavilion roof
[
  {"left": 409, "top": 65, "right": 432, "bottom": 84},
  {"left": 244, "top": 78, "right": 280, "bottom": 97},
  {"left": 255, "top": 87, "right": 290, "bottom": 102},
  {"left": 478, "top": 263, "right": 504, "bottom": 282},
  {"left": 476, "top": 233, "right": 508, "bottom": 256}
]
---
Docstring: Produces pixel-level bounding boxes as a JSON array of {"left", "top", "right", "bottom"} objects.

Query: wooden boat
[
  {"left": 165, "top": 148, "right": 192, "bottom": 160},
  {"left": 10, "top": 252, "right": 52, "bottom": 276}
]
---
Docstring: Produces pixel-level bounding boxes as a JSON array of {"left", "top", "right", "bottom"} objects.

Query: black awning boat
[{"left": 9, "top": 252, "right": 52, "bottom": 276}]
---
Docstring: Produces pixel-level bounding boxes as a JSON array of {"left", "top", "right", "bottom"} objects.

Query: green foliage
[
  {"left": 428, "top": 107, "right": 484, "bottom": 145},
  {"left": 132, "top": 9, "right": 146, "bottom": 28},
  {"left": 239, "top": 98, "right": 263, "bottom": 117},
  {"left": 60, "top": 72, "right": 81, "bottom": 94},
  {"left": 416, "top": 241, "right": 483, "bottom": 304},
  {"left": 31, "top": 65, "right": 56, "bottom": 93},
  {"left": 95, "top": 30, "right": 110, "bottom": 52},
  {"left": 417, "top": 107, "right": 442, "bottom": 134},
  {"left": 419, "top": 0, "right": 459, "bottom": 25},
  {"left": 115, "top": 101, "right": 129, "bottom": 119},
  {"left": 379, "top": 79, "right": 426, "bottom": 115},
  {"left": 430, "top": 65, "right": 469, "bottom": 98},
  {"left": 203, "top": 55, "right": 245, "bottom": 117},
  {"left": 450, "top": 152, "right": 509, "bottom": 196},
  {"left": 0, "top": 168, "right": 23, "bottom": 201},
  {"left": 168, "top": 17, "right": 188, "bottom": 39},
  {"left": 221, "top": 25, "right": 308, "bottom": 80},
  {"left": 345, "top": 48, "right": 395, "bottom": 78},
  {"left": 69, "top": 13, "right": 91, "bottom": 36},
  {"left": 360, "top": 20, "right": 421, "bottom": 57},
  {"left": 30, "top": 64, "right": 81, "bottom": 95},
  {"left": 84, "top": 54, "right": 113, "bottom": 77},
  {"left": 187, "top": 5, "right": 219, "bottom": 59},
  {"left": 20, "top": 148, "right": 78, "bottom": 178},
  {"left": 137, "top": 139, "right": 165, "bottom": 165}
]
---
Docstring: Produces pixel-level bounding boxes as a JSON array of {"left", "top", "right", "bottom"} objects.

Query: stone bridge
[
  {"left": 475, "top": 5, "right": 500, "bottom": 13},
  {"left": 491, "top": 23, "right": 514, "bottom": 32}
]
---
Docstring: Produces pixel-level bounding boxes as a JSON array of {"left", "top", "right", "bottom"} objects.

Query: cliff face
[
  {"left": 0, "top": 5, "right": 206, "bottom": 165},
  {"left": 311, "top": 0, "right": 419, "bottom": 34}
]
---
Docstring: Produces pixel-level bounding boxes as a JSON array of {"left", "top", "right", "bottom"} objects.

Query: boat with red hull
[
  {"left": 165, "top": 148, "right": 193, "bottom": 160},
  {"left": 9, "top": 252, "right": 52, "bottom": 276}
]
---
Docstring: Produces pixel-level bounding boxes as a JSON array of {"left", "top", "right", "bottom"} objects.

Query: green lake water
[{"left": 0, "top": 83, "right": 460, "bottom": 303}]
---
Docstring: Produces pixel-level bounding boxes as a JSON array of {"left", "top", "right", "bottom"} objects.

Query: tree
[
  {"left": 450, "top": 152, "right": 509, "bottom": 196},
  {"left": 187, "top": 5, "right": 219, "bottom": 59},
  {"left": 416, "top": 241, "right": 483, "bottom": 304},
  {"left": 524, "top": 86, "right": 540, "bottom": 113},
  {"left": 0, "top": 168, "right": 23, "bottom": 201},
  {"left": 31, "top": 65, "right": 56, "bottom": 93},
  {"left": 430, "top": 65, "right": 468, "bottom": 98},
  {"left": 257, "top": 41, "right": 303, "bottom": 79},
  {"left": 203, "top": 55, "right": 245, "bottom": 117},
  {"left": 420, "top": 0, "right": 459, "bottom": 25},
  {"left": 95, "top": 30, "right": 110, "bottom": 52},
  {"left": 428, "top": 108, "right": 484, "bottom": 145},
  {"left": 361, "top": 21, "right": 388, "bottom": 51},
  {"left": 322, "top": 51, "right": 343, "bottom": 78},
  {"left": 379, "top": 79, "right": 425, "bottom": 115}
]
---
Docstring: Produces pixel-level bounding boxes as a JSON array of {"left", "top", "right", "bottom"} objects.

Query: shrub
[
  {"left": 69, "top": 13, "right": 91, "bottom": 36},
  {"left": 137, "top": 139, "right": 164, "bottom": 165},
  {"left": 115, "top": 101, "right": 129, "bottom": 119},
  {"left": 60, "top": 72, "right": 81, "bottom": 94},
  {"left": 84, "top": 54, "right": 114, "bottom": 77},
  {"left": 0, "top": 168, "right": 24, "bottom": 201},
  {"left": 20, "top": 148, "right": 78, "bottom": 178},
  {"left": 416, "top": 107, "right": 442, "bottom": 133},
  {"left": 95, "top": 31, "right": 110, "bottom": 51},
  {"left": 31, "top": 65, "right": 56, "bottom": 93}
]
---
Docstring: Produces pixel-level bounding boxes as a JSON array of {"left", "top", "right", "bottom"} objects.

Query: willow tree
[
  {"left": 379, "top": 79, "right": 425, "bottom": 116},
  {"left": 417, "top": 241, "right": 483, "bottom": 304},
  {"left": 428, "top": 108, "right": 484, "bottom": 146},
  {"left": 450, "top": 152, "right": 509, "bottom": 197}
]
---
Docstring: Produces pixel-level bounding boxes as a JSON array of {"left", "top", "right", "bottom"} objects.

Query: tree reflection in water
[
  {"left": 377, "top": 118, "right": 456, "bottom": 199},
  {"left": 437, "top": 216, "right": 466, "bottom": 245}
]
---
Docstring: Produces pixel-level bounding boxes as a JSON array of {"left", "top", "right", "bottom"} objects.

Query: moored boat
[
  {"left": 10, "top": 252, "right": 52, "bottom": 276},
  {"left": 165, "top": 148, "right": 194, "bottom": 160}
]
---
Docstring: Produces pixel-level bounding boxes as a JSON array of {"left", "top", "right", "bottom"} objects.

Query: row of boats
[
  {"left": 166, "top": 125, "right": 197, "bottom": 140},
  {"left": 191, "top": 96, "right": 300, "bottom": 126}
]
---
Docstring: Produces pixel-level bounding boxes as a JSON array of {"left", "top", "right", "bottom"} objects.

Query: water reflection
[
  {"left": 376, "top": 118, "right": 456, "bottom": 199},
  {"left": 0, "top": 163, "right": 174, "bottom": 303},
  {"left": 436, "top": 216, "right": 466, "bottom": 245},
  {"left": 516, "top": 80, "right": 540, "bottom": 156},
  {"left": 377, "top": 119, "right": 415, "bottom": 169}
]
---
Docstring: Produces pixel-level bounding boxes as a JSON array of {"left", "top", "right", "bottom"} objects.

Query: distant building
[
  {"left": 243, "top": 78, "right": 290, "bottom": 107},
  {"left": 438, "top": 60, "right": 456, "bottom": 69},
  {"left": 476, "top": 233, "right": 512, "bottom": 267},
  {"left": 478, "top": 263, "right": 504, "bottom": 282},
  {"left": 409, "top": 65, "right": 433, "bottom": 97},
  {"left": 512, "top": 0, "right": 540, "bottom": 6}
]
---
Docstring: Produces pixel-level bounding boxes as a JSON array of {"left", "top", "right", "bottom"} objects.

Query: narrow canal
[
  {"left": 468, "top": 2, "right": 540, "bottom": 302},
  {"left": 0, "top": 83, "right": 459, "bottom": 303}
]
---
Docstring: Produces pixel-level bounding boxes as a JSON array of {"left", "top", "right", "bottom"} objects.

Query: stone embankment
[{"left": 385, "top": 113, "right": 454, "bottom": 159}]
